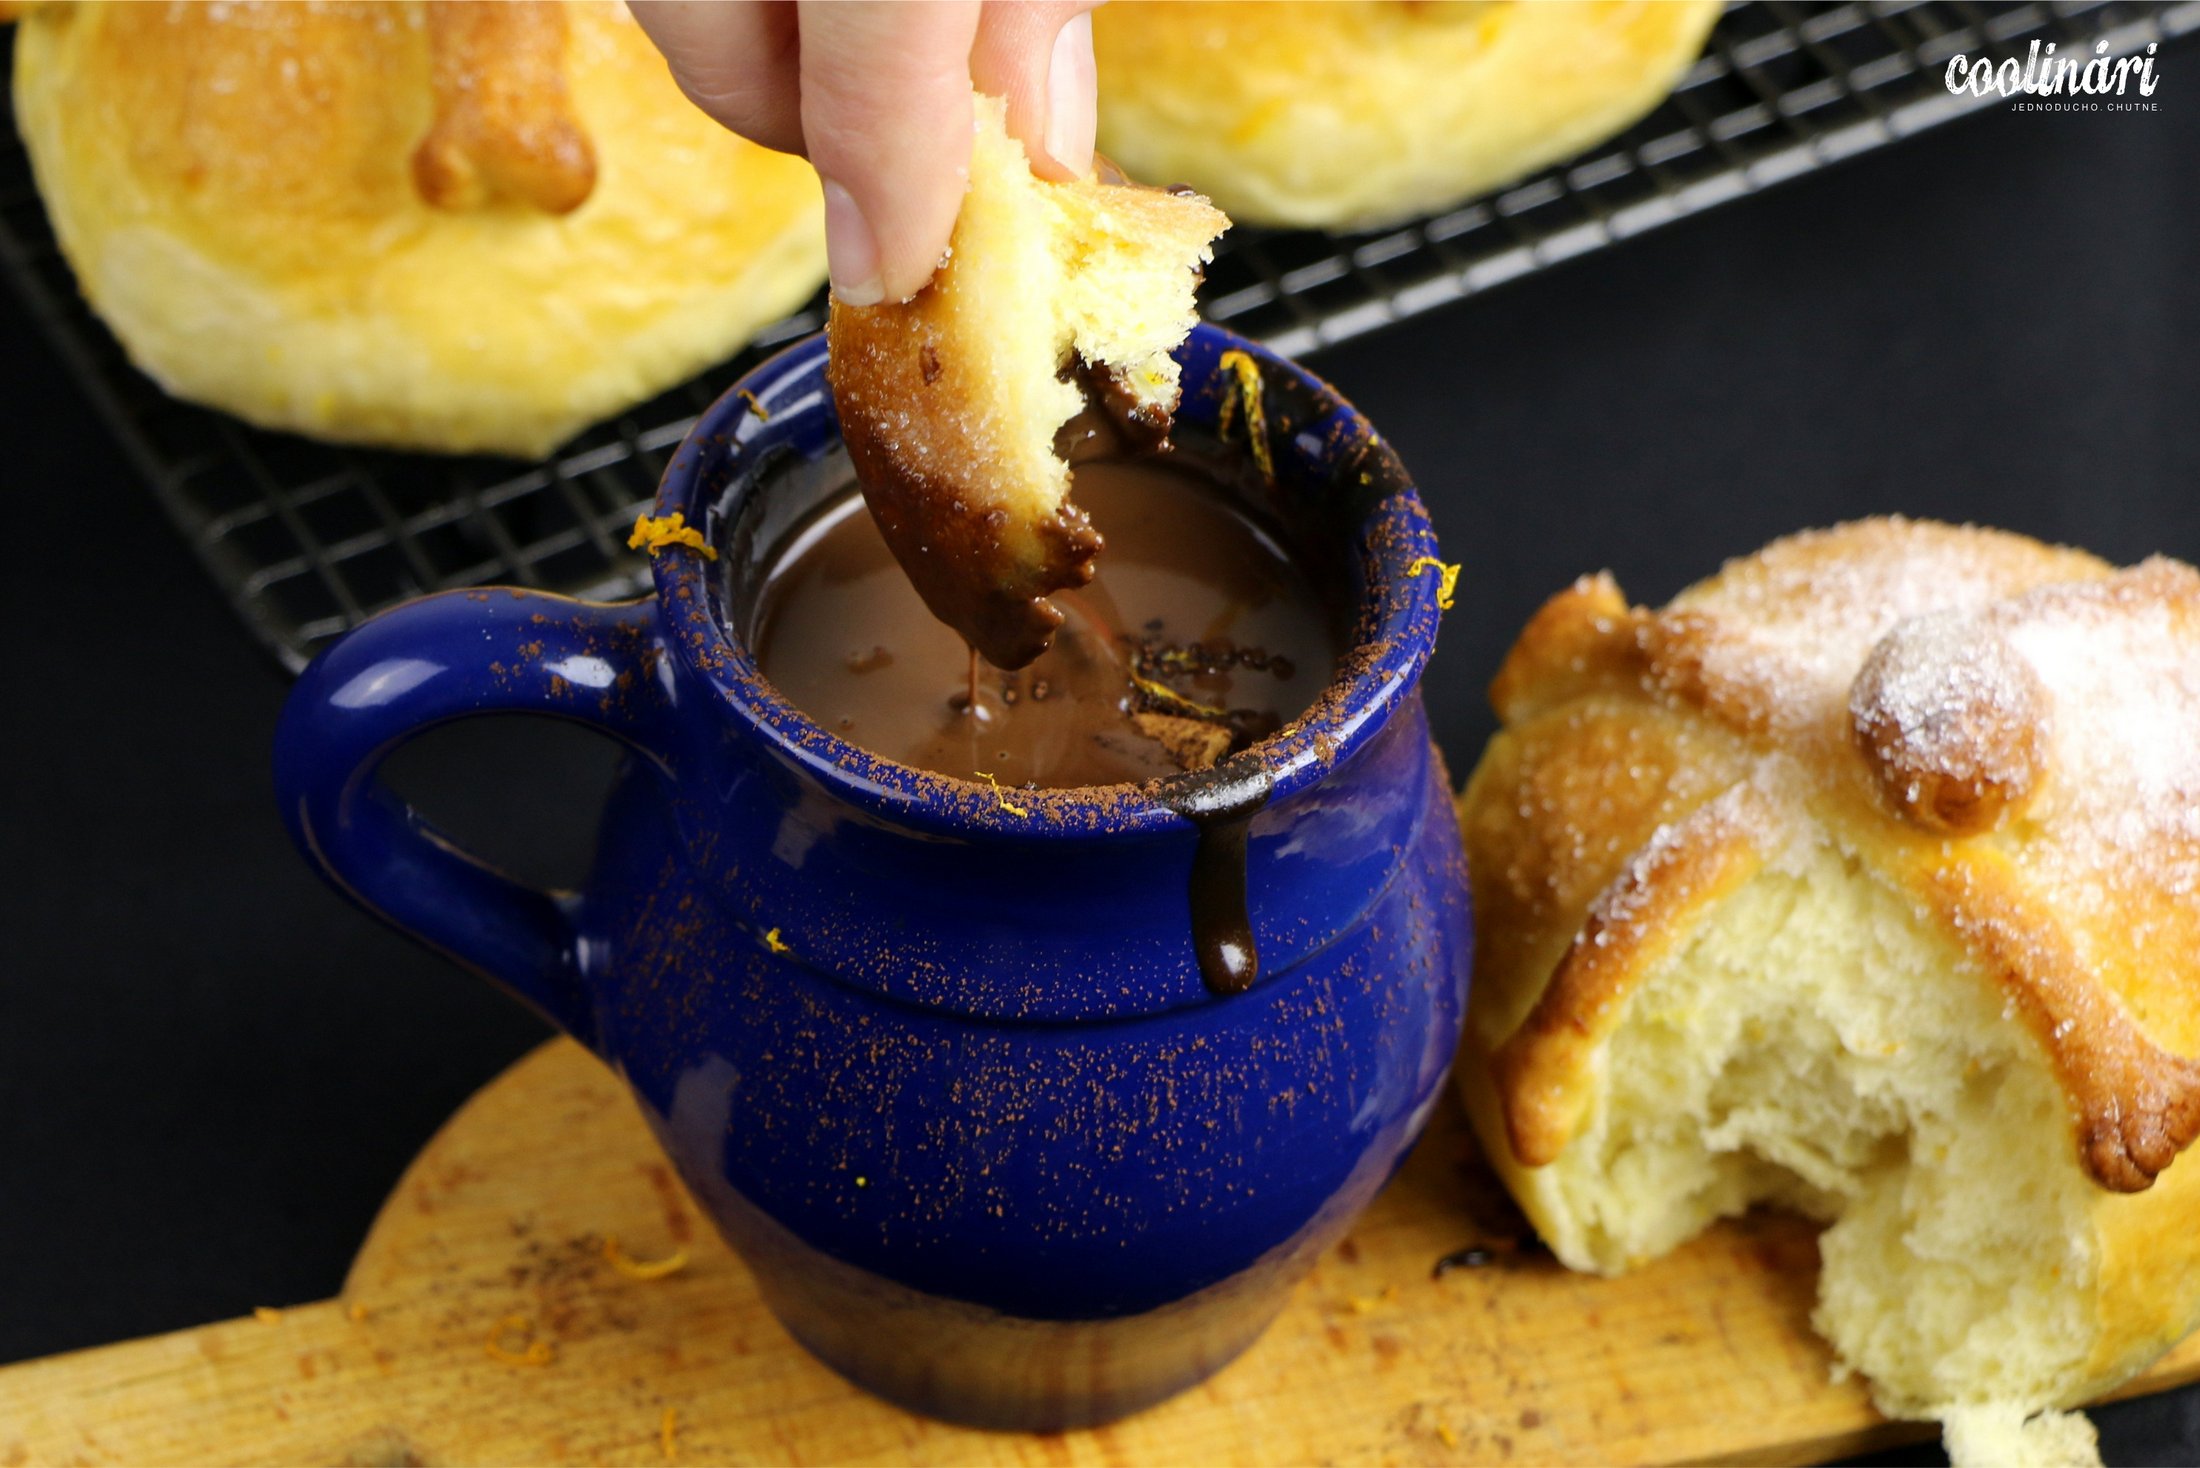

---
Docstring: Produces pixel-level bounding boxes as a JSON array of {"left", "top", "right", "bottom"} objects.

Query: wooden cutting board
[{"left": 4, "top": 1038, "right": 2195, "bottom": 1467}]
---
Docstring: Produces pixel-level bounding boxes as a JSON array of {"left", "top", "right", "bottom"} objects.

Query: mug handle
[{"left": 272, "top": 589, "right": 675, "bottom": 1050}]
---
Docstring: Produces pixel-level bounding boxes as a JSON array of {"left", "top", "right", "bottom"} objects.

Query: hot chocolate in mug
[{"left": 273, "top": 325, "right": 1472, "bottom": 1431}]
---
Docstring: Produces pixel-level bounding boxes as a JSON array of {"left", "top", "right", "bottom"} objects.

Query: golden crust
[
  {"left": 413, "top": 2, "right": 596, "bottom": 215},
  {"left": 2090, "top": 1151, "right": 2200, "bottom": 1393},
  {"left": 1094, "top": 0, "right": 1722, "bottom": 231},
  {"left": 1913, "top": 856, "right": 2200, "bottom": 1193},
  {"left": 1464, "top": 519, "right": 2200, "bottom": 1194},
  {"left": 1486, "top": 571, "right": 1649, "bottom": 722},
  {"left": 13, "top": 0, "right": 826, "bottom": 456},
  {"left": 1492, "top": 786, "right": 1766, "bottom": 1167},
  {"left": 1459, "top": 680, "right": 1756, "bottom": 1055}
]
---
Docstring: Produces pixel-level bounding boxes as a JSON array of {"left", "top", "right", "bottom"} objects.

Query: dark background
[{"left": 3, "top": 89, "right": 2196, "bottom": 1466}]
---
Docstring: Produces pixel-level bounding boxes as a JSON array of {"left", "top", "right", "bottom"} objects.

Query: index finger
[{"left": 797, "top": 0, "right": 983, "bottom": 304}]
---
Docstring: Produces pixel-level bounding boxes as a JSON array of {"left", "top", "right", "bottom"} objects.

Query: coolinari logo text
[{"left": 1945, "top": 39, "right": 2161, "bottom": 101}]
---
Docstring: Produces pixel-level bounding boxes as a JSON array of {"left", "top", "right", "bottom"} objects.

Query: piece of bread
[
  {"left": 1943, "top": 1405, "right": 2103, "bottom": 1468},
  {"left": 1092, "top": 0, "right": 1722, "bottom": 232},
  {"left": 1455, "top": 520, "right": 2200, "bottom": 1456},
  {"left": 11, "top": 0, "right": 825, "bottom": 457},
  {"left": 825, "top": 94, "right": 1227, "bottom": 670}
]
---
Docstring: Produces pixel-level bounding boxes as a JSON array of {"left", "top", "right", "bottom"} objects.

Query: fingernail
[
  {"left": 822, "top": 179, "right": 884, "bottom": 306},
  {"left": 1045, "top": 12, "right": 1096, "bottom": 177}
]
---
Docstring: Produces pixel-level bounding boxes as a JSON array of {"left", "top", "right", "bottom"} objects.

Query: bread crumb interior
[{"left": 1533, "top": 842, "right": 2097, "bottom": 1418}]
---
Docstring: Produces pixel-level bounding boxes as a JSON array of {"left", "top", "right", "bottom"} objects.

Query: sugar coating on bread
[
  {"left": 826, "top": 94, "right": 1227, "bottom": 669},
  {"left": 1849, "top": 609, "right": 2048, "bottom": 836},
  {"left": 12, "top": 0, "right": 825, "bottom": 457},
  {"left": 1458, "top": 520, "right": 2200, "bottom": 1455}
]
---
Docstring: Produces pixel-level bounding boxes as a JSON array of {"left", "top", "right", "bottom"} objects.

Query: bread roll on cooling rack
[
  {"left": 1093, "top": 0, "right": 1722, "bottom": 232},
  {"left": 1457, "top": 519, "right": 2200, "bottom": 1466},
  {"left": 10, "top": 1, "right": 825, "bottom": 457}
]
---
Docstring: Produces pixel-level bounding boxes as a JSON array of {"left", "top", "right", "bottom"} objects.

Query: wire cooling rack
[{"left": 2, "top": 1, "right": 2193, "bottom": 672}]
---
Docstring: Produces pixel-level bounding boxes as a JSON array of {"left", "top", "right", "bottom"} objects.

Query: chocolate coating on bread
[
  {"left": 824, "top": 95, "right": 1226, "bottom": 669},
  {"left": 829, "top": 353, "right": 1178, "bottom": 669},
  {"left": 831, "top": 335, "right": 1107, "bottom": 669}
]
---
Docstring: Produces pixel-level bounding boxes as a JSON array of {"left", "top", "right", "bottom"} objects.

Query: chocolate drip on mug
[{"left": 1159, "top": 761, "right": 1275, "bottom": 996}]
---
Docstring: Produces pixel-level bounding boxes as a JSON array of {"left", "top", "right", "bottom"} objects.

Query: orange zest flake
[
  {"left": 1346, "top": 1284, "right": 1398, "bottom": 1316},
  {"left": 1216, "top": 349, "right": 1274, "bottom": 483},
  {"left": 604, "top": 1234, "right": 691, "bottom": 1281},
  {"left": 1436, "top": 1422, "right": 1461, "bottom": 1449},
  {"left": 973, "top": 770, "right": 1030, "bottom": 817},
  {"left": 252, "top": 1306, "right": 283, "bottom": 1325},
  {"left": 660, "top": 1405, "right": 680, "bottom": 1462},
  {"left": 485, "top": 1312, "right": 556, "bottom": 1367},
  {"left": 627, "top": 512, "right": 718, "bottom": 561},
  {"left": 1407, "top": 556, "right": 1461, "bottom": 611},
  {"left": 762, "top": 927, "right": 790, "bottom": 955},
  {"left": 736, "top": 389, "right": 770, "bottom": 422},
  {"left": 1129, "top": 671, "right": 1223, "bottom": 719}
]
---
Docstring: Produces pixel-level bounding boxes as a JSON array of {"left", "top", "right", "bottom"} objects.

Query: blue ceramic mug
[{"left": 273, "top": 325, "right": 1471, "bottom": 1431}]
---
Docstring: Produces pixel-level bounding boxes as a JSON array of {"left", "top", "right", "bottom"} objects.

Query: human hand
[{"left": 630, "top": 1, "right": 1100, "bottom": 306}]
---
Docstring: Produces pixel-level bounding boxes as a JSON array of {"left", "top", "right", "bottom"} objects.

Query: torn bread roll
[
  {"left": 826, "top": 94, "right": 1228, "bottom": 670},
  {"left": 1456, "top": 520, "right": 2200, "bottom": 1461}
]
